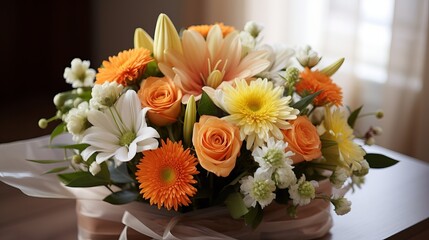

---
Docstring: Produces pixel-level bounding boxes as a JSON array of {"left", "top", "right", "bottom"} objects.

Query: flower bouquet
[{"left": 2, "top": 13, "right": 398, "bottom": 239}]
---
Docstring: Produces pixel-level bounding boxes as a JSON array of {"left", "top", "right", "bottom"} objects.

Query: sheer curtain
[{"left": 201, "top": 0, "right": 429, "bottom": 161}]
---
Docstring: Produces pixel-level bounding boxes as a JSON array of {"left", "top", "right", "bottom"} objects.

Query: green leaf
[
  {"left": 197, "top": 91, "right": 218, "bottom": 116},
  {"left": 224, "top": 192, "right": 249, "bottom": 219},
  {"left": 44, "top": 166, "right": 69, "bottom": 174},
  {"left": 321, "top": 139, "right": 338, "bottom": 149},
  {"left": 292, "top": 91, "right": 322, "bottom": 111},
  {"left": 109, "top": 163, "right": 135, "bottom": 184},
  {"left": 49, "top": 143, "right": 89, "bottom": 152},
  {"left": 103, "top": 190, "right": 138, "bottom": 205},
  {"left": 365, "top": 153, "right": 399, "bottom": 168},
  {"left": 27, "top": 159, "right": 68, "bottom": 164},
  {"left": 244, "top": 204, "right": 263, "bottom": 229},
  {"left": 50, "top": 122, "right": 66, "bottom": 143},
  {"left": 58, "top": 171, "right": 110, "bottom": 187},
  {"left": 347, "top": 105, "right": 363, "bottom": 128}
]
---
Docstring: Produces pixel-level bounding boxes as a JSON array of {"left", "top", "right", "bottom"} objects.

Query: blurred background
[{"left": 0, "top": 0, "right": 428, "bottom": 238}]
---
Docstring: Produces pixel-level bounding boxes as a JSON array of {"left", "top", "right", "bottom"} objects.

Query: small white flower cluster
[
  {"left": 64, "top": 101, "right": 89, "bottom": 142},
  {"left": 89, "top": 82, "right": 124, "bottom": 110},
  {"left": 288, "top": 175, "right": 319, "bottom": 206},
  {"left": 331, "top": 193, "right": 352, "bottom": 215},
  {"left": 240, "top": 138, "right": 296, "bottom": 209},
  {"left": 63, "top": 58, "right": 96, "bottom": 88}
]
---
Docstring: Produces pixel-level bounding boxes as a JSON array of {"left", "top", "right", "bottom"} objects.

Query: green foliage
[
  {"left": 50, "top": 122, "right": 67, "bottom": 143},
  {"left": 27, "top": 159, "right": 68, "bottom": 164},
  {"left": 48, "top": 143, "right": 89, "bottom": 152},
  {"left": 292, "top": 91, "right": 321, "bottom": 112},
  {"left": 365, "top": 153, "right": 399, "bottom": 168},
  {"left": 225, "top": 192, "right": 249, "bottom": 219},
  {"left": 103, "top": 190, "right": 139, "bottom": 205},
  {"left": 347, "top": 105, "right": 363, "bottom": 128},
  {"left": 58, "top": 162, "right": 110, "bottom": 187},
  {"left": 43, "top": 166, "right": 70, "bottom": 174},
  {"left": 109, "top": 163, "right": 135, "bottom": 184},
  {"left": 197, "top": 91, "right": 218, "bottom": 116},
  {"left": 244, "top": 204, "right": 263, "bottom": 229}
]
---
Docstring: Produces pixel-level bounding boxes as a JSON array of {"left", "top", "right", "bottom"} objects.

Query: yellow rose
[
  {"left": 138, "top": 76, "right": 182, "bottom": 126},
  {"left": 282, "top": 116, "right": 322, "bottom": 164},
  {"left": 192, "top": 116, "right": 242, "bottom": 177}
]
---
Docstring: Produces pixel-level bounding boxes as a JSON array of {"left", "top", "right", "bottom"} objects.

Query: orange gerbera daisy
[
  {"left": 96, "top": 48, "right": 153, "bottom": 86},
  {"left": 295, "top": 67, "right": 343, "bottom": 106},
  {"left": 136, "top": 139, "right": 199, "bottom": 211},
  {"left": 188, "top": 23, "right": 235, "bottom": 38}
]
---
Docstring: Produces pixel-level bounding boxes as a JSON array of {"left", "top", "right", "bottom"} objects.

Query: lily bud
[
  {"left": 153, "top": 13, "right": 182, "bottom": 63},
  {"left": 134, "top": 28, "right": 154, "bottom": 52},
  {"left": 320, "top": 58, "right": 345, "bottom": 77},
  {"left": 206, "top": 70, "right": 224, "bottom": 89},
  {"left": 183, "top": 95, "right": 196, "bottom": 147}
]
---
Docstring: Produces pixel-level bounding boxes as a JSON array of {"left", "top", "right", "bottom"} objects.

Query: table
[
  {"left": 326, "top": 143, "right": 429, "bottom": 239},
  {"left": 1, "top": 140, "right": 428, "bottom": 239}
]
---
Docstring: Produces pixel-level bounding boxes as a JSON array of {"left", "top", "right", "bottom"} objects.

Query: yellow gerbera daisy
[
  {"left": 221, "top": 78, "right": 299, "bottom": 149},
  {"left": 136, "top": 139, "right": 199, "bottom": 211},
  {"left": 320, "top": 107, "right": 365, "bottom": 171},
  {"left": 96, "top": 48, "right": 153, "bottom": 86}
]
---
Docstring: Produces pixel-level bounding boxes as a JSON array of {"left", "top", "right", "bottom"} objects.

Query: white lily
[{"left": 81, "top": 90, "right": 160, "bottom": 164}]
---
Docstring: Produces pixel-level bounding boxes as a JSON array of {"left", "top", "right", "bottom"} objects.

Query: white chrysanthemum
[
  {"left": 330, "top": 168, "right": 349, "bottom": 189},
  {"left": 257, "top": 44, "right": 295, "bottom": 87},
  {"left": 252, "top": 137, "right": 294, "bottom": 169},
  {"left": 81, "top": 90, "right": 160, "bottom": 164},
  {"left": 273, "top": 167, "right": 296, "bottom": 189},
  {"left": 63, "top": 58, "right": 96, "bottom": 88},
  {"left": 65, "top": 101, "right": 89, "bottom": 142},
  {"left": 89, "top": 81, "right": 124, "bottom": 109},
  {"left": 239, "top": 172, "right": 276, "bottom": 209},
  {"left": 331, "top": 194, "right": 352, "bottom": 215},
  {"left": 296, "top": 45, "right": 321, "bottom": 68},
  {"left": 288, "top": 175, "right": 319, "bottom": 206}
]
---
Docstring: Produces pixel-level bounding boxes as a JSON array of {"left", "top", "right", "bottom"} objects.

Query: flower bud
[
  {"left": 372, "top": 126, "right": 383, "bottom": 135},
  {"left": 38, "top": 118, "right": 48, "bottom": 129},
  {"left": 284, "top": 67, "right": 300, "bottom": 87},
  {"left": 331, "top": 196, "right": 351, "bottom": 215},
  {"left": 376, "top": 110, "right": 384, "bottom": 119},
  {"left": 206, "top": 69, "right": 224, "bottom": 89},
  {"left": 365, "top": 136, "right": 375, "bottom": 146},
  {"left": 320, "top": 58, "right": 345, "bottom": 77},
  {"left": 134, "top": 28, "right": 154, "bottom": 52},
  {"left": 296, "top": 45, "right": 322, "bottom": 68},
  {"left": 89, "top": 161, "right": 101, "bottom": 176},
  {"left": 53, "top": 93, "right": 67, "bottom": 107},
  {"left": 244, "top": 21, "right": 263, "bottom": 38},
  {"left": 153, "top": 13, "right": 182, "bottom": 63},
  {"left": 183, "top": 95, "right": 196, "bottom": 147}
]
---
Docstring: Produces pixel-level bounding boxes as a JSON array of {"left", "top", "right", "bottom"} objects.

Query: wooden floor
[{"left": 0, "top": 182, "right": 77, "bottom": 240}]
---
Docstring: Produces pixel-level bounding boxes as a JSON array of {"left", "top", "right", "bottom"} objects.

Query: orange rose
[
  {"left": 282, "top": 116, "right": 322, "bottom": 164},
  {"left": 192, "top": 116, "right": 242, "bottom": 177},
  {"left": 138, "top": 76, "right": 182, "bottom": 126}
]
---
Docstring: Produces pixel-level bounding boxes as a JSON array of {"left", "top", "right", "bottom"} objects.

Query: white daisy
[
  {"left": 288, "top": 175, "right": 319, "bottom": 206},
  {"left": 252, "top": 137, "right": 294, "bottom": 170},
  {"left": 63, "top": 58, "right": 96, "bottom": 88},
  {"left": 89, "top": 81, "right": 124, "bottom": 110},
  {"left": 81, "top": 90, "right": 160, "bottom": 164},
  {"left": 239, "top": 172, "right": 276, "bottom": 209}
]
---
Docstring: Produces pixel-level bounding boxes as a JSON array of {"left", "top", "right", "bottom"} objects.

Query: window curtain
[{"left": 200, "top": 0, "right": 429, "bottom": 161}]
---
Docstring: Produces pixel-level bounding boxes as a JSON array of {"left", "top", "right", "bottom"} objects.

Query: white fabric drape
[{"left": 200, "top": 0, "right": 429, "bottom": 161}]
